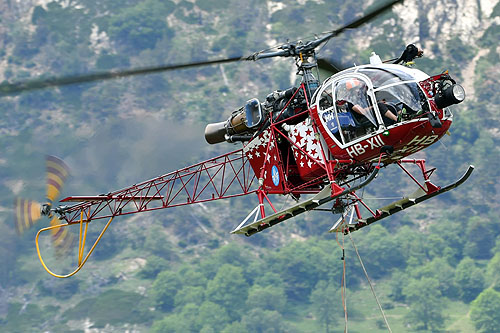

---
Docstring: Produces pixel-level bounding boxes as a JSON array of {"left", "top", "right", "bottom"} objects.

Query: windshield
[
  {"left": 359, "top": 67, "right": 414, "bottom": 88},
  {"left": 358, "top": 67, "right": 428, "bottom": 115},
  {"left": 374, "top": 82, "right": 426, "bottom": 114}
]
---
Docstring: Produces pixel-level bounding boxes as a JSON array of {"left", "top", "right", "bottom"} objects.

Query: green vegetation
[
  {"left": 470, "top": 288, "right": 500, "bottom": 332},
  {"left": 62, "top": 289, "right": 152, "bottom": 327},
  {"left": 0, "top": 0, "right": 499, "bottom": 332},
  {"left": 106, "top": 0, "right": 175, "bottom": 52}
]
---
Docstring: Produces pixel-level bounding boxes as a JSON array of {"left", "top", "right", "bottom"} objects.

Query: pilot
[
  {"left": 345, "top": 78, "right": 398, "bottom": 125},
  {"left": 377, "top": 99, "right": 399, "bottom": 125}
]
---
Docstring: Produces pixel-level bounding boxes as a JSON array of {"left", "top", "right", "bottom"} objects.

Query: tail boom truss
[{"left": 59, "top": 149, "right": 257, "bottom": 224}]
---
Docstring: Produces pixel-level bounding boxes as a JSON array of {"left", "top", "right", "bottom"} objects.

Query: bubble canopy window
[
  {"left": 357, "top": 66, "right": 430, "bottom": 115},
  {"left": 313, "top": 65, "right": 431, "bottom": 145}
]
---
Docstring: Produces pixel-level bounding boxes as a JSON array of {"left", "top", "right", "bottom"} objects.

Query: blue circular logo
[{"left": 271, "top": 165, "right": 280, "bottom": 186}]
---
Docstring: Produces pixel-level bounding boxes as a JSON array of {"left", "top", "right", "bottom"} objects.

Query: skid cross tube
[{"left": 232, "top": 166, "right": 380, "bottom": 236}]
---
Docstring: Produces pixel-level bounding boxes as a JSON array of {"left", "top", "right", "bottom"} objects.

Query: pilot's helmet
[{"left": 346, "top": 78, "right": 362, "bottom": 90}]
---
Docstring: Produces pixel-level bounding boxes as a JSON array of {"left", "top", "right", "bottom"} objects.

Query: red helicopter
[{"left": 8, "top": 0, "right": 473, "bottom": 277}]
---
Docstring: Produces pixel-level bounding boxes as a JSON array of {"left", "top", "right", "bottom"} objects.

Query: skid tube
[
  {"left": 232, "top": 166, "right": 380, "bottom": 236},
  {"left": 346, "top": 165, "right": 474, "bottom": 233}
]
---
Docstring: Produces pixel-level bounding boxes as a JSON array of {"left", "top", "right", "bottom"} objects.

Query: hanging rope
[
  {"left": 336, "top": 226, "right": 348, "bottom": 332},
  {"left": 347, "top": 230, "right": 392, "bottom": 333}
]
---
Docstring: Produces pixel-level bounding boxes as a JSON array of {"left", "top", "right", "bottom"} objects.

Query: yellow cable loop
[
  {"left": 36, "top": 215, "right": 115, "bottom": 278},
  {"left": 78, "top": 215, "right": 89, "bottom": 266},
  {"left": 78, "top": 211, "right": 84, "bottom": 265}
]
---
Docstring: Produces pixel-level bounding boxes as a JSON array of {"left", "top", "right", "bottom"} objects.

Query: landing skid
[
  {"left": 233, "top": 163, "right": 474, "bottom": 237},
  {"left": 344, "top": 165, "right": 474, "bottom": 233},
  {"left": 231, "top": 167, "right": 380, "bottom": 236}
]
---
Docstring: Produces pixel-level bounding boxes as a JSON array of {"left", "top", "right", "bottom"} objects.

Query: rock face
[{"left": 394, "top": 0, "right": 496, "bottom": 48}]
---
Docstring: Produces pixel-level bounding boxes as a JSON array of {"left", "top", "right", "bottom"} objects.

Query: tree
[
  {"left": 310, "top": 281, "right": 339, "bottom": 333},
  {"left": 265, "top": 240, "right": 331, "bottom": 301},
  {"left": 470, "top": 288, "right": 500, "bottom": 333},
  {"left": 412, "top": 257, "right": 458, "bottom": 298},
  {"left": 221, "top": 321, "right": 248, "bottom": 333},
  {"left": 428, "top": 220, "right": 465, "bottom": 265},
  {"left": 205, "top": 264, "right": 249, "bottom": 320},
  {"left": 139, "top": 255, "right": 169, "bottom": 279},
  {"left": 199, "top": 243, "right": 250, "bottom": 280},
  {"left": 151, "top": 314, "right": 189, "bottom": 333},
  {"left": 144, "top": 225, "right": 175, "bottom": 259},
  {"left": 454, "top": 257, "right": 485, "bottom": 303},
  {"left": 252, "top": 271, "right": 285, "bottom": 287},
  {"left": 464, "top": 216, "right": 496, "bottom": 259},
  {"left": 196, "top": 301, "right": 231, "bottom": 332},
  {"left": 246, "top": 284, "right": 287, "bottom": 312},
  {"left": 107, "top": 0, "right": 175, "bottom": 52},
  {"left": 403, "top": 277, "right": 446, "bottom": 331},
  {"left": 174, "top": 286, "right": 205, "bottom": 307},
  {"left": 241, "top": 308, "right": 289, "bottom": 333},
  {"left": 486, "top": 253, "right": 500, "bottom": 290},
  {"left": 389, "top": 271, "right": 407, "bottom": 302},
  {"left": 177, "top": 267, "right": 208, "bottom": 287},
  {"left": 212, "top": 243, "right": 251, "bottom": 268},
  {"left": 394, "top": 226, "right": 428, "bottom": 266},
  {"left": 356, "top": 225, "right": 405, "bottom": 278},
  {"left": 151, "top": 271, "right": 181, "bottom": 311}
]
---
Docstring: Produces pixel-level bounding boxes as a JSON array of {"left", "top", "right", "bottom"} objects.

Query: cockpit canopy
[{"left": 313, "top": 64, "right": 431, "bottom": 145}]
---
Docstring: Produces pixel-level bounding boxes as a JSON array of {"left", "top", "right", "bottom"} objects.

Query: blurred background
[{"left": 0, "top": 0, "right": 499, "bottom": 332}]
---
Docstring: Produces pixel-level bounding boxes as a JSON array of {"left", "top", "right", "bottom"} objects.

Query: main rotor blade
[
  {"left": 317, "top": 58, "right": 344, "bottom": 77},
  {"left": 330, "top": 0, "right": 403, "bottom": 37},
  {"left": 0, "top": 55, "right": 248, "bottom": 96},
  {"left": 0, "top": 0, "right": 403, "bottom": 96}
]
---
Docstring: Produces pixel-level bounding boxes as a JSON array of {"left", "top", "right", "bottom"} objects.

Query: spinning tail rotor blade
[
  {"left": 14, "top": 155, "right": 74, "bottom": 257},
  {"left": 50, "top": 216, "right": 75, "bottom": 258},
  {"left": 14, "top": 156, "right": 75, "bottom": 258},
  {"left": 46, "top": 155, "right": 69, "bottom": 204},
  {"left": 14, "top": 198, "right": 42, "bottom": 235}
]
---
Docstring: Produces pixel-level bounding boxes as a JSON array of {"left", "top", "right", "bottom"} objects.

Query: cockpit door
[{"left": 318, "top": 74, "right": 383, "bottom": 146}]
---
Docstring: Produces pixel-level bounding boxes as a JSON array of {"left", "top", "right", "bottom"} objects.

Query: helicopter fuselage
[{"left": 243, "top": 63, "right": 461, "bottom": 195}]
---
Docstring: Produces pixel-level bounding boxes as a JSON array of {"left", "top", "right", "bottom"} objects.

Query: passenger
[{"left": 345, "top": 79, "right": 398, "bottom": 125}]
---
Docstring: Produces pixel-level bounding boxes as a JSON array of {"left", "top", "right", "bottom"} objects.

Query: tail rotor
[
  {"left": 46, "top": 155, "right": 69, "bottom": 206},
  {"left": 13, "top": 198, "right": 42, "bottom": 235},
  {"left": 14, "top": 155, "right": 74, "bottom": 257}
]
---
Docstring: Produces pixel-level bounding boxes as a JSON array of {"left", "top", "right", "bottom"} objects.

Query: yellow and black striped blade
[
  {"left": 50, "top": 217, "right": 75, "bottom": 258},
  {"left": 46, "top": 155, "right": 69, "bottom": 204},
  {"left": 14, "top": 198, "right": 42, "bottom": 235}
]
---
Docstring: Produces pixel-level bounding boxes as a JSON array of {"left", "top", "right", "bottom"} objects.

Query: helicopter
[{"left": 7, "top": 0, "right": 473, "bottom": 278}]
